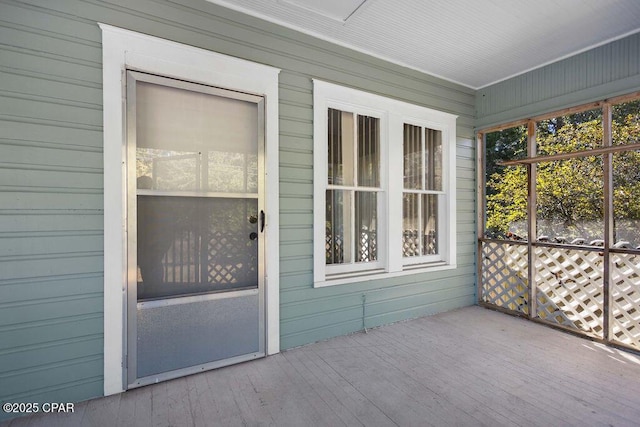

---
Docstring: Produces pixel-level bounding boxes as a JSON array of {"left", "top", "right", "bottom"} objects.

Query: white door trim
[{"left": 100, "top": 24, "right": 280, "bottom": 396}]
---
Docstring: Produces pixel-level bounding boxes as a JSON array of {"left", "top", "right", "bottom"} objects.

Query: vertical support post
[
  {"left": 476, "top": 132, "right": 485, "bottom": 305},
  {"left": 527, "top": 121, "right": 537, "bottom": 318},
  {"left": 603, "top": 102, "right": 613, "bottom": 342}
]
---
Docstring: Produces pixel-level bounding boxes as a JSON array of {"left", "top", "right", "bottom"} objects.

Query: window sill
[{"left": 314, "top": 262, "right": 457, "bottom": 288}]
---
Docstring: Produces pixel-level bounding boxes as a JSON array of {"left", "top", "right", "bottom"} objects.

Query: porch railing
[{"left": 480, "top": 238, "right": 640, "bottom": 351}]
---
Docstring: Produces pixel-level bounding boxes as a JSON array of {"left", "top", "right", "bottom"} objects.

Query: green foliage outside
[
  {"left": 485, "top": 101, "right": 640, "bottom": 246},
  {"left": 484, "top": 125, "right": 527, "bottom": 239}
]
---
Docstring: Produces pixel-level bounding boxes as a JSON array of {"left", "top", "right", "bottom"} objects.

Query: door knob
[{"left": 249, "top": 232, "right": 258, "bottom": 240}]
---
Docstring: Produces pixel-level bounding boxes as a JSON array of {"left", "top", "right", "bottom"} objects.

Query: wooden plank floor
[{"left": 4, "top": 306, "right": 640, "bottom": 426}]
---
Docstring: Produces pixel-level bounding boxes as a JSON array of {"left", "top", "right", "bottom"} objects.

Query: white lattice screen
[
  {"left": 534, "top": 247, "right": 604, "bottom": 337},
  {"left": 611, "top": 253, "right": 640, "bottom": 350},
  {"left": 481, "top": 241, "right": 640, "bottom": 349},
  {"left": 481, "top": 242, "right": 529, "bottom": 314}
]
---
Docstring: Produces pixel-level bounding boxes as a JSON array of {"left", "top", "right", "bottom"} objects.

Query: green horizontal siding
[
  {"left": 0, "top": 0, "right": 476, "bottom": 418},
  {"left": 279, "top": 267, "right": 477, "bottom": 349},
  {"left": 0, "top": 274, "right": 103, "bottom": 306},
  {"left": 477, "top": 32, "right": 640, "bottom": 128},
  {"left": 0, "top": 0, "right": 105, "bottom": 416}
]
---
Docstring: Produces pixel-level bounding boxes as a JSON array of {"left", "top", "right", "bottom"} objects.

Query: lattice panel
[
  {"left": 403, "top": 230, "right": 419, "bottom": 257},
  {"left": 358, "top": 230, "right": 377, "bottom": 262},
  {"left": 481, "top": 242, "right": 529, "bottom": 313},
  {"left": 535, "top": 247, "right": 604, "bottom": 337},
  {"left": 326, "top": 233, "right": 344, "bottom": 264},
  {"left": 208, "top": 231, "right": 256, "bottom": 284},
  {"left": 403, "top": 230, "right": 437, "bottom": 257},
  {"left": 424, "top": 231, "right": 437, "bottom": 255},
  {"left": 610, "top": 253, "right": 640, "bottom": 350}
]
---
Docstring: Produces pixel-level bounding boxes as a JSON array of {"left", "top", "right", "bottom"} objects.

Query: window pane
[
  {"left": 422, "top": 194, "right": 438, "bottom": 255},
  {"left": 355, "top": 191, "right": 377, "bottom": 262},
  {"left": 137, "top": 149, "right": 198, "bottom": 191},
  {"left": 536, "top": 156, "right": 604, "bottom": 244},
  {"left": 137, "top": 196, "right": 258, "bottom": 300},
  {"left": 328, "top": 108, "right": 341, "bottom": 185},
  {"left": 403, "top": 193, "right": 438, "bottom": 257},
  {"left": 403, "top": 124, "right": 422, "bottom": 190},
  {"left": 327, "top": 109, "right": 354, "bottom": 186},
  {"left": 402, "top": 193, "right": 420, "bottom": 257},
  {"left": 484, "top": 126, "right": 528, "bottom": 240},
  {"left": 357, "top": 115, "right": 380, "bottom": 188},
  {"left": 612, "top": 99, "right": 640, "bottom": 146},
  {"left": 207, "top": 151, "right": 258, "bottom": 194},
  {"left": 135, "top": 80, "right": 258, "bottom": 193},
  {"left": 536, "top": 108, "right": 602, "bottom": 155},
  {"left": 613, "top": 149, "right": 640, "bottom": 248},
  {"left": 425, "top": 128, "right": 442, "bottom": 191},
  {"left": 137, "top": 149, "right": 258, "bottom": 194},
  {"left": 326, "top": 190, "right": 351, "bottom": 264}
]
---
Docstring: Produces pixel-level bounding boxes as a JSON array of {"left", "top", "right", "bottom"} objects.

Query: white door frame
[{"left": 100, "top": 24, "right": 280, "bottom": 395}]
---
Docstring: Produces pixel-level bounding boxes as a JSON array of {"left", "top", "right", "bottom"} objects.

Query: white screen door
[{"left": 125, "top": 71, "right": 265, "bottom": 387}]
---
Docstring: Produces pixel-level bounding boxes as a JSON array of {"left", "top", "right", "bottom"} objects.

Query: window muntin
[{"left": 313, "top": 79, "right": 457, "bottom": 286}]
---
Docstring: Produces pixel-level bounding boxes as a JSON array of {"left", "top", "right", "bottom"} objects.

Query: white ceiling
[{"left": 206, "top": 0, "right": 640, "bottom": 89}]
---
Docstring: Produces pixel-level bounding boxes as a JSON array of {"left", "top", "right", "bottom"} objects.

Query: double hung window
[{"left": 313, "top": 80, "right": 457, "bottom": 286}]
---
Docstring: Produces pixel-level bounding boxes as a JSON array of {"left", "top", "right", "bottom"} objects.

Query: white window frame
[
  {"left": 313, "top": 80, "right": 457, "bottom": 287},
  {"left": 100, "top": 24, "right": 280, "bottom": 395}
]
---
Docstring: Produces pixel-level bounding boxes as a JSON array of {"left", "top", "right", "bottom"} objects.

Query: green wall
[{"left": 0, "top": 0, "right": 475, "bottom": 416}]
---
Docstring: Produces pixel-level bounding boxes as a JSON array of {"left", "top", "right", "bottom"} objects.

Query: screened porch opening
[{"left": 477, "top": 93, "right": 640, "bottom": 353}]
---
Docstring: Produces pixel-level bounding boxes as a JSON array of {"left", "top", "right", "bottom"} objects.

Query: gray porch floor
[{"left": 4, "top": 306, "right": 640, "bottom": 427}]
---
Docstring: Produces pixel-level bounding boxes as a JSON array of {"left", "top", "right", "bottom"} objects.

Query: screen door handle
[{"left": 260, "top": 210, "right": 265, "bottom": 232}]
